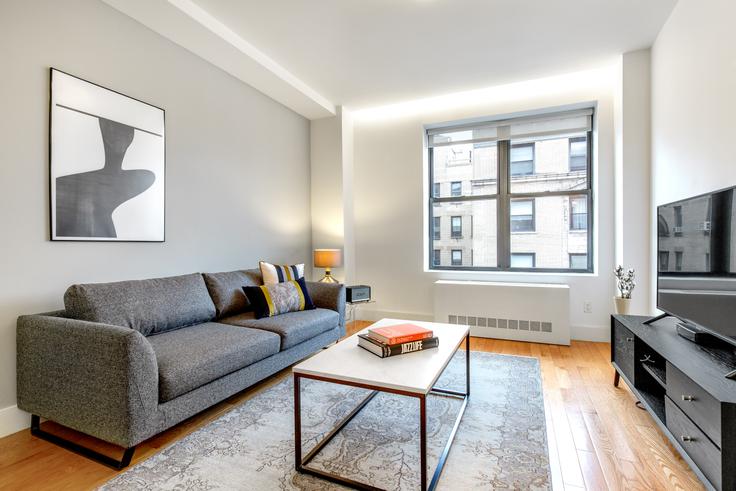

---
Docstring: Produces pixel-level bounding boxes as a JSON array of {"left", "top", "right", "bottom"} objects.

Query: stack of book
[{"left": 358, "top": 323, "right": 439, "bottom": 358}]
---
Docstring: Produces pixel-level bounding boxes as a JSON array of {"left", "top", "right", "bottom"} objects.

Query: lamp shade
[{"left": 314, "top": 249, "right": 342, "bottom": 268}]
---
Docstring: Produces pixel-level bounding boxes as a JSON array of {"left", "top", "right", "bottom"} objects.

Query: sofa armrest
[
  {"left": 306, "top": 282, "right": 346, "bottom": 332},
  {"left": 17, "top": 313, "right": 158, "bottom": 447}
]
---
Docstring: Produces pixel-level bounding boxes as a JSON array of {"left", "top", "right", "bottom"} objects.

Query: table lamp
[{"left": 314, "top": 249, "right": 342, "bottom": 283}]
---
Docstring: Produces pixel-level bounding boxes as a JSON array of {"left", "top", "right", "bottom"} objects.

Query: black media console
[{"left": 611, "top": 314, "right": 736, "bottom": 491}]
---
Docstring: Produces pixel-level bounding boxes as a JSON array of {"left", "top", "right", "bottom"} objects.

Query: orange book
[{"left": 367, "top": 323, "right": 433, "bottom": 345}]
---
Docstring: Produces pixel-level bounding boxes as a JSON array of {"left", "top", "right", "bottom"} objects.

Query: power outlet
[{"left": 583, "top": 301, "right": 593, "bottom": 314}]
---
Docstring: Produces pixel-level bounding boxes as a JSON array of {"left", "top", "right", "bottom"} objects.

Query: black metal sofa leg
[{"left": 30, "top": 415, "right": 135, "bottom": 469}]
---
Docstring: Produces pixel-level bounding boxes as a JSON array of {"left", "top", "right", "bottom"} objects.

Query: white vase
[{"left": 614, "top": 297, "right": 631, "bottom": 315}]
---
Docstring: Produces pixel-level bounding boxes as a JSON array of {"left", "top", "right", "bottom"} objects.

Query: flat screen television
[{"left": 656, "top": 185, "right": 736, "bottom": 348}]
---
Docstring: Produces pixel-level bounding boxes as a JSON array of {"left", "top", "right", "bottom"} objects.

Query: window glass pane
[
  {"left": 569, "top": 253, "right": 587, "bottom": 269},
  {"left": 510, "top": 135, "right": 588, "bottom": 193},
  {"left": 510, "top": 198, "right": 535, "bottom": 232},
  {"left": 433, "top": 216, "right": 441, "bottom": 240},
  {"left": 432, "top": 200, "right": 497, "bottom": 268},
  {"left": 432, "top": 143, "right": 497, "bottom": 197},
  {"left": 511, "top": 253, "right": 535, "bottom": 268},
  {"left": 570, "top": 197, "right": 587, "bottom": 230},
  {"left": 433, "top": 183, "right": 440, "bottom": 198},
  {"left": 451, "top": 249, "right": 462, "bottom": 266},
  {"left": 569, "top": 137, "right": 587, "bottom": 171},
  {"left": 510, "top": 143, "right": 534, "bottom": 176},
  {"left": 510, "top": 195, "right": 588, "bottom": 269},
  {"left": 433, "top": 249, "right": 441, "bottom": 266}
]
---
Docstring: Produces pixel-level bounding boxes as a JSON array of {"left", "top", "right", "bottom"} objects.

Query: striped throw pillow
[
  {"left": 259, "top": 261, "right": 305, "bottom": 285},
  {"left": 243, "top": 277, "right": 315, "bottom": 319}
]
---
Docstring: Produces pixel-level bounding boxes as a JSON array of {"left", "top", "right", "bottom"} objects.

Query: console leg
[{"left": 613, "top": 371, "right": 620, "bottom": 387}]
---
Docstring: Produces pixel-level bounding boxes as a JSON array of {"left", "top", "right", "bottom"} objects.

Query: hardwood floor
[{"left": 0, "top": 321, "right": 703, "bottom": 490}]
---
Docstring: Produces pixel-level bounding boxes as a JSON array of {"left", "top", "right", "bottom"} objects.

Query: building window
[
  {"left": 570, "top": 196, "right": 587, "bottom": 230},
  {"left": 451, "top": 249, "right": 462, "bottom": 266},
  {"left": 427, "top": 107, "right": 594, "bottom": 272},
  {"left": 433, "top": 216, "right": 441, "bottom": 240},
  {"left": 511, "top": 253, "right": 535, "bottom": 268},
  {"left": 510, "top": 199, "right": 535, "bottom": 232},
  {"left": 433, "top": 182, "right": 440, "bottom": 198},
  {"left": 569, "top": 137, "right": 587, "bottom": 171},
  {"left": 675, "top": 251, "right": 683, "bottom": 271},
  {"left": 433, "top": 249, "right": 441, "bottom": 266},
  {"left": 451, "top": 216, "right": 462, "bottom": 238},
  {"left": 659, "top": 251, "right": 669, "bottom": 271},
  {"left": 674, "top": 205, "right": 683, "bottom": 236},
  {"left": 510, "top": 143, "right": 534, "bottom": 176},
  {"left": 569, "top": 253, "right": 587, "bottom": 270}
]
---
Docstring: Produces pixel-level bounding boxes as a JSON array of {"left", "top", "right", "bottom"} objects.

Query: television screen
[{"left": 657, "top": 186, "right": 736, "bottom": 345}]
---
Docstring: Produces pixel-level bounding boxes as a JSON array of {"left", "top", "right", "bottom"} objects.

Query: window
[
  {"left": 451, "top": 249, "right": 462, "bottom": 266},
  {"left": 510, "top": 199, "right": 535, "bottom": 232},
  {"left": 433, "top": 216, "right": 441, "bottom": 240},
  {"left": 569, "top": 137, "right": 587, "bottom": 171},
  {"left": 675, "top": 251, "right": 683, "bottom": 271},
  {"left": 451, "top": 216, "right": 462, "bottom": 238},
  {"left": 433, "top": 183, "right": 440, "bottom": 198},
  {"left": 433, "top": 249, "right": 441, "bottom": 266},
  {"left": 570, "top": 196, "right": 587, "bottom": 230},
  {"left": 569, "top": 253, "right": 587, "bottom": 270},
  {"left": 510, "top": 143, "right": 534, "bottom": 176},
  {"left": 428, "top": 107, "right": 594, "bottom": 272},
  {"left": 674, "top": 205, "right": 683, "bottom": 236},
  {"left": 659, "top": 251, "right": 669, "bottom": 271},
  {"left": 511, "top": 253, "right": 535, "bottom": 268}
]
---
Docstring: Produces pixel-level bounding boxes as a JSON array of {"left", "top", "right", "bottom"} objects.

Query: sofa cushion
[
  {"left": 64, "top": 273, "right": 217, "bottom": 336},
  {"left": 146, "top": 322, "right": 280, "bottom": 402},
  {"left": 243, "top": 277, "right": 316, "bottom": 319},
  {"left": 202, "top": 270, "right": 261, "bottom": 318},
  {"left": 220, "top": 308, "right": 339, "bottom": 350}
]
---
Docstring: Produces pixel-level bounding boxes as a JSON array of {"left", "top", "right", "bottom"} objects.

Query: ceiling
[{"left": 191, "top": 0, "right": 677, "bottom": 110}]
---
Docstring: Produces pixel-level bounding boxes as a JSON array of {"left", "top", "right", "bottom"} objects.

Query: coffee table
[{"left": 293, "top": 318, "right": 470, "bottom": 491}]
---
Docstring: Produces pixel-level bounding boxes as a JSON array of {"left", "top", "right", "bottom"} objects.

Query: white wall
[
  {"left": 351, "top": 68, "right": 618, "bottom": 341},
  {"left": 0, "top": 0, "right": 311, "bottom": 435},
  {"left": 650, "top": 0, "right": 736, "bottom": 308},
  {"left": 614, "top": 49, "right": 652, "bottom": 315},
  {"left": 309, "top": 107, "right": 355, "bottom": 283}
]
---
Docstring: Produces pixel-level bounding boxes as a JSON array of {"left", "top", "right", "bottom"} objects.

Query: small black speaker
[{"left": 346, "top": 285, "right": 371, "bottom": 303}]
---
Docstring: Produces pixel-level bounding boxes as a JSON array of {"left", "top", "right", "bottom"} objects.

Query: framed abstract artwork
[{"left": 49, "top": 68, "right": 165, "bottom": 241}]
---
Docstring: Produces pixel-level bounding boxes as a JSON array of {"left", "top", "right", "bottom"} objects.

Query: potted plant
[{"left": 614, "top": 265, "right": 635, "bottom": 314}]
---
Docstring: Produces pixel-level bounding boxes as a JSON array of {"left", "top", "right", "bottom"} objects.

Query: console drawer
[
  {"left": 665, "top": 396, "right": 722, "bottom": 490},
  {"left": 667, "top": 362, "right": 721, "bottom": 448},
  {"left": 612, "top": 321, "right": 635, "bottom": 384}
]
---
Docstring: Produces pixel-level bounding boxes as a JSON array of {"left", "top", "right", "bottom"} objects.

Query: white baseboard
[
  {"left": 355, "top": 309, "right": 435, "bottom": 323},
  {"left": 570, "top": 324, "right": 610, "bottom": 342},
  {"left": 0, "top": 405, "right": 29, "bottom": 438},
  {"left": 356, "top": 309, "right": 609, "bottom": 343}
]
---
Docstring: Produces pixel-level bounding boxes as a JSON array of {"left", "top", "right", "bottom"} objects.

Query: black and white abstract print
[{"left": 50, "top": 69, "right": 165, "bottom": 241}]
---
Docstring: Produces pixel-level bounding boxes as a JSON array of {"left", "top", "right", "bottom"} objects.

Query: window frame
[{"left": 428, "top": 113, "right": 594, "bottom": 273}]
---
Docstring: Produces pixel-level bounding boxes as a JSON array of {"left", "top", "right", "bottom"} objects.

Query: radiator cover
[{"left": 433, "top": 280, "right": 571, "bottom": 346}]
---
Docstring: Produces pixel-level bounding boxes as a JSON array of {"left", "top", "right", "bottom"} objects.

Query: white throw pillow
[{"left": 259, "top": 261, "right": 305, "bottom": 285}]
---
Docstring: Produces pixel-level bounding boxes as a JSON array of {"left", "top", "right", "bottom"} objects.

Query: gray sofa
[{"left": 16, "top": 269, "right": 345, "bottom": 468}]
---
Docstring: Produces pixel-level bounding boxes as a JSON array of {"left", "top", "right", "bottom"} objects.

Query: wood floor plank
[{"left": 0, "top": 321, "right": 704, "bottom": 490}]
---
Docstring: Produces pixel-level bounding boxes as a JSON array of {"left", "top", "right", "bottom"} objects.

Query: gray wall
[{"left": 0, "top": 0, "right": 311, "bottom": 413}]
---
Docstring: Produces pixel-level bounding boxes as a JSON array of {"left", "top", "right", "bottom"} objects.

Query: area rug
[{"left": 101, "top": 351, "right": 550, "bottom": 490}]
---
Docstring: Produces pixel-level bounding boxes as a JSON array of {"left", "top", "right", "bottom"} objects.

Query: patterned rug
[{"left": 101, "top": 351, "right": 550, "bottom": 490}]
